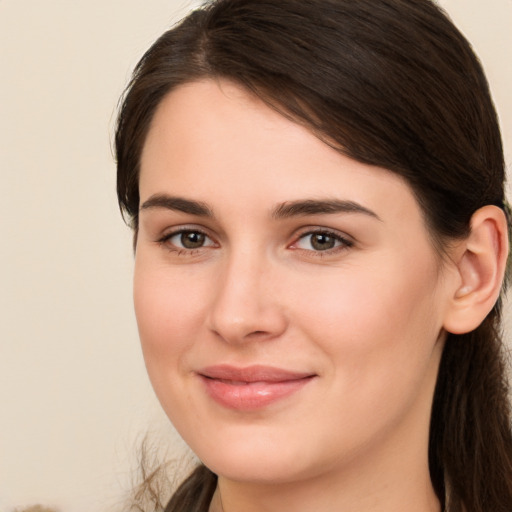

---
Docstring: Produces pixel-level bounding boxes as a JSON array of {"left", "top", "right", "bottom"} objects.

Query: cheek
[
  {"left": 287, "top": 260, "right": 444, "bottom": 454},
  {"left": 133, "top": 259, "right": 209, "bottom": 372},
  {"left": 132, "top": 259, "right": 216, "bottom": 425},
  {"left": 292, "top": 256, "right": 442, "bottom": 383}
]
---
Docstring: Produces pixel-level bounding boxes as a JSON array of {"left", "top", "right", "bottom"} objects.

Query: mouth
[{"left": 197, "top": 364, "right": 316, "bottom": 411}]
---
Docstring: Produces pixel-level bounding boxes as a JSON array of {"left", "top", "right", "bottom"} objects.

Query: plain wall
[{"left": 0, "top": 1, "right": 510, "bottom": 511}]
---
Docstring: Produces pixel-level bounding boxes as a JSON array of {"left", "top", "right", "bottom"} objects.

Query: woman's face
[{"left": 135, "top": 80, "right": 456, "bottom": 484}]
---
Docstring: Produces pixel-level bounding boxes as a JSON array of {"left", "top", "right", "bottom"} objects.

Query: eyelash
[
  {"left": 157, "top": 228, "right": 216, "bottom": 255},
  {"left": 291, "top": 229, "right": 354, "bottom": 256},
  {"left": 157, "top": 227, "right": 354, "bottom": 256}
]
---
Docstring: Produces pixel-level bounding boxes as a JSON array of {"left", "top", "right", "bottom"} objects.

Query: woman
[{"left": 115, "top": 0, "right": 512, "bottom": 511}]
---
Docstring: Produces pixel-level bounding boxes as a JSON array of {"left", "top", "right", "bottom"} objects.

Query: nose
[{"left": 206, "top": 252, "right": 288, "bottom": 344}]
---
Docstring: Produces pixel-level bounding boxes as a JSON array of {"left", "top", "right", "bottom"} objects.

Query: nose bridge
[{"left": 207, "top": 244, "right": 286, "bottom": 343}]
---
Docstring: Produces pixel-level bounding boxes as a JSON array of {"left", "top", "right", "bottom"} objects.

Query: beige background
[{"left": 0, "top": 1, "right": 510, "bottom": 511}]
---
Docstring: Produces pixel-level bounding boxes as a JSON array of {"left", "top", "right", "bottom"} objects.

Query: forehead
[{"left": 140, "top": 79, "right": 423, "bottom": 228}]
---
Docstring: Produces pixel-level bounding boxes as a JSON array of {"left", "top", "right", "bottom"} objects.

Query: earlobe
[{"left": 443, "top": 205, "right": 509, "bottom": 335}]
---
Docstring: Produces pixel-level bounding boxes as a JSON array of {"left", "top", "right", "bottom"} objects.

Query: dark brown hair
[{"left": 115, "top": 1, "right": 512, "bottom": 511}]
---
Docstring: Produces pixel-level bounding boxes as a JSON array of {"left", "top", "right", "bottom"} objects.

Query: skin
[{"left": 134, "top": 79, "right": 466, "bottom": 512}]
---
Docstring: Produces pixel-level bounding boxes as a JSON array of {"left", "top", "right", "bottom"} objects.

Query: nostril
[{"left": 246, "top": 330, "right": 271, "bottom": 338}]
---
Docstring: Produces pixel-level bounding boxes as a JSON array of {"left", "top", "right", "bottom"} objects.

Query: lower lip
[{"left": 199, "top": 376, "right": 314, "bottom": 411}]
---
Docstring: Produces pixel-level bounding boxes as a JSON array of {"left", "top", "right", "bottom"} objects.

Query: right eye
[{"left": 159, "top": 229, "right": 216, "bottom": 252}]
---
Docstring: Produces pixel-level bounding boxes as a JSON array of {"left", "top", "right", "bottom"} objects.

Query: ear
[{"left": 443, "top": 205, "right": 509, "bottom": 334}]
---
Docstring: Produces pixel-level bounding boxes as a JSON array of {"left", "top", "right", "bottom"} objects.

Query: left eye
[
  {"left": 165, "top": 230, "right": 215, "bottom": 250},
  {"left": 294, "top": 231, "right": 351, "bottom": 252}
]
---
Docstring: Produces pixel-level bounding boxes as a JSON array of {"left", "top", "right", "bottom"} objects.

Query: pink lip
[{"left": 197, "top": 365, "right": 316, "bottom": 411}]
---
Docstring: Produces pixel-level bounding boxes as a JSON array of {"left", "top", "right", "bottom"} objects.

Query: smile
[{"left": 197, "top": 365, "right": 316, "bottom": 411}]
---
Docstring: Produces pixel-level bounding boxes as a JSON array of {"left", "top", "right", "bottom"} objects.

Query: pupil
[
  {"left": 181, "top": 232, "right": 205, "bottom": 249},
  {"left": 312, "top": 233, "right": 335, "bottom": 251}
]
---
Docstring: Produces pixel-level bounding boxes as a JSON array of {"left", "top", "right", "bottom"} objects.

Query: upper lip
[{"left": 198, "top": 364, "right": 315, "bottom": 383}]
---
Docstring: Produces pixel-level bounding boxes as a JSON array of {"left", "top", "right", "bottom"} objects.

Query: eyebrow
[
  {"left": 272, "top": 199, "right": 381, "bottom": 221},
  {"left": 140, "top": 194, "right": 380, "bottom": 221},
  {"left": 140, "top": 194, "right": 214, "bottom": 217}
]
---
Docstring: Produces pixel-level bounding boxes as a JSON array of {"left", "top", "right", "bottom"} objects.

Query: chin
[
  {"left": 205, "top": 454, "right": 308, "bottom": 484},
  {"left": 185, "top": 426, "right": 327, "bottom": 485}
]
